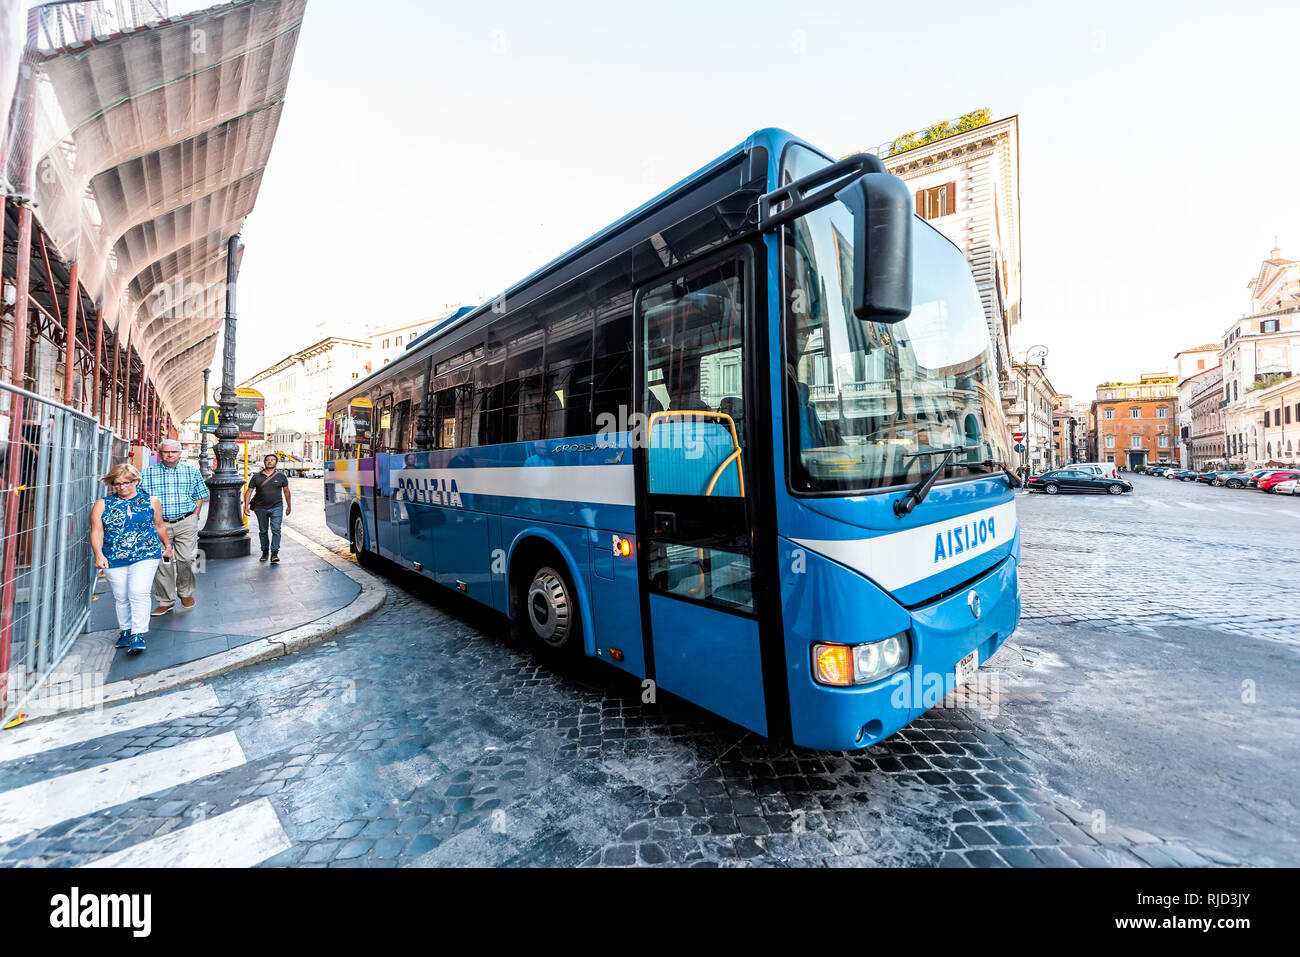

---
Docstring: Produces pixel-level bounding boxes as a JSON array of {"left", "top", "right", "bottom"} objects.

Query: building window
[
  {"left": 1130, "top": 407, "right": 1141, "bottom": 419},
  {"left": 1158, "top": 434, "right": 1168, "bottom": 447},
  {"left": 1104, "top": 408, "right": 1115, "bottom": 419},
  {"left": 1265, "top": 411, "right": 1271, "bottom": 427},
  {"left": 383, "top": 339, "right": 390, "bottom": 349},
  {"left": 915, "top": 182, "right": 956, "bottom": 220},
  {"left": 395, "top": 335, "right": 403, "bottom": 346},
  {"left": 1105, "top": 435, "right": 1115, "bottom": 448},
  {"left": 1261, "top": 319, "right": 1280, "bottom": 333},
  {"left": 1156, "top": 406, "right": 1168, "bottom": 418},
  {"left": 1131, "top": 434, "right": 1141, "bottom": 448},
  {"left": 1105, "top": 455, "right": 1114, "bottom": 463},
  {"left": 1234, "top": 382, "right": 1239, "bottom": 401}
]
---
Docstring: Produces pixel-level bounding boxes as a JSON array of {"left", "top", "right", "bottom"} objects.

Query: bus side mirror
[{"left": 835, "top": 172, "right": 913, "bottom": 323}]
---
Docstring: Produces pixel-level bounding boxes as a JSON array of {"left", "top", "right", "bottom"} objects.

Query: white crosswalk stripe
[
  {"left": 0, "top": 733, "right": 245, "bottom": 843},
  {"left": 0, "top": 687, "right": 221, "bottom": 765},
  {"left": 82, "top": 799, "right": 290, "bottom": 868}
]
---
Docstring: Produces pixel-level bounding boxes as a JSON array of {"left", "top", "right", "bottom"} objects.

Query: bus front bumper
[{"left": 788, "top": 555, "right": 1020, "bottom": 751}]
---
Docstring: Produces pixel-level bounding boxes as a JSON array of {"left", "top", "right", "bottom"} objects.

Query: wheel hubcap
[
  {"left": 353, "top": 517, "right": 363, "bottom": 551},
  {"left": 527, "top": 568, "right": 570, "bottom": 646}
]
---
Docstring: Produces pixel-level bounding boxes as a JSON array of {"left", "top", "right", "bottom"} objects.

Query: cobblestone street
[{"left": 2, "top": 476, "right": 1296, "bottom": 867}]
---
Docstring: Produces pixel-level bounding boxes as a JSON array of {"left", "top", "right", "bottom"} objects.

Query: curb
[{"left": 20, "top": 526, "right": 388, "bottom": 721}]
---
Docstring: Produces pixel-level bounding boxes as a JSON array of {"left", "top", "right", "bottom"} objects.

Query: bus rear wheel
[{"left": 520, "top": 564, "right": 579, "bottom": 654}]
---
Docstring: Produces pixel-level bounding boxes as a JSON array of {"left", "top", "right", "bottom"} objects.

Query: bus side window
[
  {"left": 592, "top": 299, "right": 633, "bottom": 427},
  {"left": 473, "top": 340, "right": 505, "bottom": 446},
  {"left": 541, "top": 298, "right": 595, "bottom": 440}
]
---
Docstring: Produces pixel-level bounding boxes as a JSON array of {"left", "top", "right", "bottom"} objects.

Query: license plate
[{"left": 955, "top": 649, "right": 979, "bottom": 685}]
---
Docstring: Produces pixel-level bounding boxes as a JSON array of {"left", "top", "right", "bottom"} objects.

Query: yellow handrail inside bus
[{"left": 646, "top": 409, "right": 745, "bottom": 497}]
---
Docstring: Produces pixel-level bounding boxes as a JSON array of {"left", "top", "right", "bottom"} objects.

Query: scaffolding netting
[{"left": 2, "top": 0, "right": 304, "bottom": 420}]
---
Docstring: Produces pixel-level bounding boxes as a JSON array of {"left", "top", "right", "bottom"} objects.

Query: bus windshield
[{"left": 782, "top": 146, "right": 1010, "bottom": 494}]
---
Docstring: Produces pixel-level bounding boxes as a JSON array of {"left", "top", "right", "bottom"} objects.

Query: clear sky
[{"left": 227, "top": 0, "right": 1300, "bottom": 402}]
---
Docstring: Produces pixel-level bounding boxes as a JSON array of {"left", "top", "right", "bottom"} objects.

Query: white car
[
  {"left": 1272, "top": 478, "right": 1298, "bottom": 495},
  {"left": 1070, "top": 462, "right": 1119, "bottom": 480}
]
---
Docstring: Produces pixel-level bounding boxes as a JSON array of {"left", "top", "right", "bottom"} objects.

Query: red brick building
[{"left": 1092, "top": 373, "right": 1179, "bottom": 469}]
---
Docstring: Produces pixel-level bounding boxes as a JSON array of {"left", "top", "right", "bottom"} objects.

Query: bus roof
[{"left": 331, "top": 127, "right": 814, "bottom": 406}]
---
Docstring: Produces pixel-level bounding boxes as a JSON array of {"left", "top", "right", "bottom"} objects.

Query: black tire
[
  {"left": 1227, "top": 480, "right": 1243, "bottom": 489},
  {"left": 350, "top": 509, "right": 370, "bottom": 563},
  {"left": 1044, "top": 484, "right": 1059, "bottom": 495},
  {"left": 517, "top": 562, "right": 580, "bottom": 654},
  {"left": 1107, "top": 484, "right": 1122, "bottom": 495}
]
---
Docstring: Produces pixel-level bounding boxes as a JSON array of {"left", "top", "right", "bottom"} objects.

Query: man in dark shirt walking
[{"left": 243, "top": 453, "right": 292, "bottom": 563}]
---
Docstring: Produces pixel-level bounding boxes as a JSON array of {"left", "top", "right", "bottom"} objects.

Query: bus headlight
[{"left": 812, "top": 634, "right": 911, "bottom": 687}]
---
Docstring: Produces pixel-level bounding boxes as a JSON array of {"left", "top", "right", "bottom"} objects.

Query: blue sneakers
[
  {"left": 127, "top": 633, "right": 146, "bottom": 654},
  {"left": 115, "top": 629, "right": 132, "bottom": 648}
]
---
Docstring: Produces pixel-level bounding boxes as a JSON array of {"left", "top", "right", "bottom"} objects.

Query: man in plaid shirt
[{"left": 140, "top": 438, "right": 210, "bottom": 615}]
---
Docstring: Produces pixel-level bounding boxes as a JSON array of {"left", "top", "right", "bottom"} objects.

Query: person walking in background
[
  {"left": 243, "top": 453, "right": 291, "bottom": 563},
  {"left": 139, "top": 438, "right": 209, "bottom": 616},
  {"left": 90, "top": 464, "right": 171, "bottom": 653}
]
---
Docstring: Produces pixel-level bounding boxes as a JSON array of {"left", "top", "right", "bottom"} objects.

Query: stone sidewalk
[{"left": 14, "top": 524, "right": 386, "bottom": 721}]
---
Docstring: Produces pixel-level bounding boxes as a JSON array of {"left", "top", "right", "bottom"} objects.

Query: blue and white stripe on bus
[
  {"left": 391, "top": 465, "right": 634, "bottom": 508},
  {"left": 791, "top": 500, "right": 1017, "bottom": 593}
]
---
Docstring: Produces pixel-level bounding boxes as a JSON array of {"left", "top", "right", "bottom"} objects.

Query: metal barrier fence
[{"left": 1, "top": 380, "right": 115, "bottom": 726}]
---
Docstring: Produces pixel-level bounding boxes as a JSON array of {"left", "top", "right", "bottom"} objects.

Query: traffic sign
[
  {"left": 1014, "top": 443, "right": 1025, "bottom": 453},
  {"left": 1011, "top": 431, "right": 1025, "bottom": 443}
]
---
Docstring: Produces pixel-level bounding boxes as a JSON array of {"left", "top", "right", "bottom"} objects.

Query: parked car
[
  {"left": 1248, "top": 469, "right": 1286, "bottom": 489},
  {"left": 1259, "top": 470, "right": 1300, "bottom": 493},
  {"left": 1199, "top": 469, "right": 1241, "bottom": 485},
  {"left": 1071, "top": 461, "right": 1119, "bottom": 480},
  {"left": 1146, "top": 466, "right": 1167, "bottom": 476},
  {"left": 1271, "top": 478, "right": 1298, "bottom": 495},
  {"left": 1164, "top": 468, "right": 1184, "bottom": 479},
  {"left": 302, "top": 468, "right": 324, "bottom": 479},
  {"left": 1213, "top": 469, "right": 1255, "bottom": 488},
  {"left": 1025, "top": 469, "right": 1134, "bottom": 495},
  {"left": 1170, "top": 469, "right": 1202, "bottom": 482}
]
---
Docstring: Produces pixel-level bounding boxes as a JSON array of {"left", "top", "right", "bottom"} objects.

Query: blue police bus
[{"left": 325, "top": 128, "right": 1020, "bottom": 750}]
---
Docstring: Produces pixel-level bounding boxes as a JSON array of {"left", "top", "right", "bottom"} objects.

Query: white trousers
[{"left": 104, "top": 558, "right": 161, "bottom": 634}]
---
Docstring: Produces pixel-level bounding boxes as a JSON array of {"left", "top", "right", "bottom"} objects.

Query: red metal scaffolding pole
[
  {"left": 1, "top": 202, "right": 35, "bottom": 714},
  {"left": 61, "top": 259, "right": 79, "bottom": 410},
  {"left": 91, "top": 302, "right": 103, "bottom": 423}
]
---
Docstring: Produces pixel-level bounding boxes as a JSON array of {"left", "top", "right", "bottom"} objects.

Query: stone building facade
[{"left": 1093, "top": 373, "right": 1179, "bottom": 469}]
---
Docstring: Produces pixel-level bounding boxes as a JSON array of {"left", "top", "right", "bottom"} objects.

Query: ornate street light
[
  {"left": 198, "top": 234, "right": 250, "bottom": 559},
  {"left": 198, "top": 366, "right": 212, "bottom": 479}
]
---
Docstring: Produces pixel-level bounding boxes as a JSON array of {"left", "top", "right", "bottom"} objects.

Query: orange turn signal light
[
  {"left": 612, "top": 535, "right": 632, "bottom": 558},
  {"left": 813, "top": 644, "right": 853, "bottom": 687}
]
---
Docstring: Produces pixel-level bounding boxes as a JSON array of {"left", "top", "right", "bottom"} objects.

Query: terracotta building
[{"left": 1092, "top": 373, "right": 1179, "bottom": 469}]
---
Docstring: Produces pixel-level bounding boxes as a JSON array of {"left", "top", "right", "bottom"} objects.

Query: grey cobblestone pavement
[{"left": 1, "top": 476, "right": 1296, "bottom": 867}]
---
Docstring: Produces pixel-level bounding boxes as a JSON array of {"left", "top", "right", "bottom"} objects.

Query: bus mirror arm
[{"left": 756, "top": 152, "right": 886, "bottom": 233}]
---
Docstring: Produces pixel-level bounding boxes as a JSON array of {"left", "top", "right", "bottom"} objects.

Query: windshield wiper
[
  {"left": 893, "top": 445, "right": 975, "bottom": 517},
  {"left": 971, "top": 458, "right": 1022, "bottom": 488}
]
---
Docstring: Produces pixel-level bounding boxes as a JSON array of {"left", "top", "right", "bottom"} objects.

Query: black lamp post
[
  {"left": 199, "top": 366, "right": 212, "bottom": 479},
  {"left": 198, "top": 234, "right": 250, "bottom": 559}
]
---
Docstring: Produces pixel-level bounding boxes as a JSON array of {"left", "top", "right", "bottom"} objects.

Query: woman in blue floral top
[{"left": 90, "top": 463, "right": 172, "bottom": 654}]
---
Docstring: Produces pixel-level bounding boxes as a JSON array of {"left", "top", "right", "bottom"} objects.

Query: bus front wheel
[
  {"left": 520, "top": 564, "right": 579, "bottom": 654},
  {"left": 351, "top": 511, "right": 370, "bottom": 563}
]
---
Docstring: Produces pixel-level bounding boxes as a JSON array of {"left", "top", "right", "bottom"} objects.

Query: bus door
[
  {"left": 372, "top": 392, "right": 400, "bottom": 560},
  {"left": 635, "top": 252, "right": 767, "bottom": 736}
]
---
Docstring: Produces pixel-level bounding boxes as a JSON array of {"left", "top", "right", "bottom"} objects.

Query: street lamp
[
  {"left": 198, "top": 235, "right": 251, "bottom": 559},
  {"left": 199, "top": 366, "right": 211, "bottom": 479}
]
